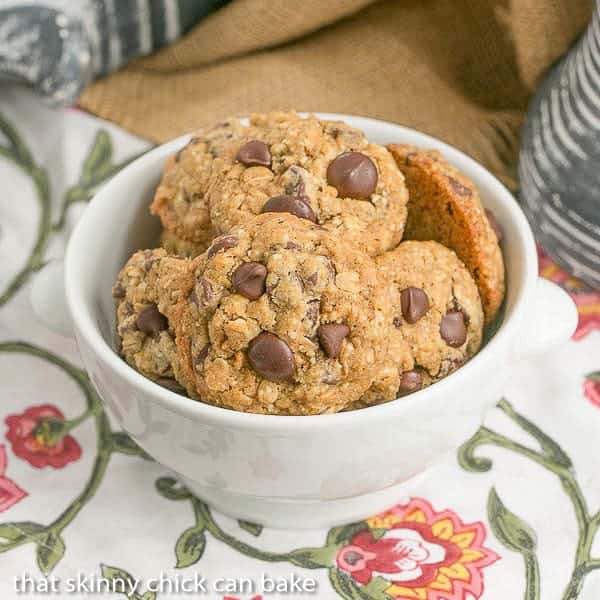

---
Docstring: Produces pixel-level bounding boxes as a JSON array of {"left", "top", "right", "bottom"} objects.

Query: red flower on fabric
[
  {"left": 0, "top": 444, "right": 27, "bottom": 512},
  {"left": 584, "top": 372, "right": 600, "bottom": 408},
  {"left": 337, "top": 498, "right": 499, "bottom": 600},
  {"left": 5, "top": 405, "right": 82, "bottom": 469},
  {"left": 538, "top": 246, "right": 600, "bottom": 341}
]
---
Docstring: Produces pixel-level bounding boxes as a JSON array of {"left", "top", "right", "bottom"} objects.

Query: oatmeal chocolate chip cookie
[
  {"left": 207, "top": 112, "right": 408, "bottom": 256},
  {"left": 173, "top": 213, "right": 391, "bottom": 415},
  {"left": 361, "top": 240, "right": 484, "bottom": 405},
  {"left": 387, "top": 144, "right": 505, "bottom": 323},
  {"left": 150, "top": 120, "right": 247, "bottom": 244},
  {"left": 160, "top": 229, "right": 209, "bottom": 258},
  {"left": 113, "top": 248, "right": 192, "bottom": 389}
]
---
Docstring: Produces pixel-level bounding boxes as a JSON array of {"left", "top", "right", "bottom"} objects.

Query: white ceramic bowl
[{"left": 63, "top": 114, "right": 578, "bottom": 529}]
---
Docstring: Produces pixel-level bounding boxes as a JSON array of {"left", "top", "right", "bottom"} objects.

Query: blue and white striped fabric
[
  {"left": 519, "top": 1, "right": 600, "bottom": 289},
  {"left": 0, "top": 0, "right": 229, "bottom": 105}
]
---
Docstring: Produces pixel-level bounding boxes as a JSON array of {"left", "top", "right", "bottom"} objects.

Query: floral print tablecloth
[{"left": 1, "top": 87, "right": 600, "bottom": 600}]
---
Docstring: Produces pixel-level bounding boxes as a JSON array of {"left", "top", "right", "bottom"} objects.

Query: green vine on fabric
[
  {"left": 0, "top": 342, "right": 149, "bottom": 575},
  {"left": 0, "top": 113, "right": 145, "bottom": 307},
  {"left": 53, "top": 130, "right": 145, "bottom": 231},
  {"left": 155, "top": 477, "right": 395, "bottom": 600},
  {"left": 0, "top": 114, "right": 51, "bottom": 307},
  {"left": 458, "top": 398, "right": 600, "bottom": 600}
]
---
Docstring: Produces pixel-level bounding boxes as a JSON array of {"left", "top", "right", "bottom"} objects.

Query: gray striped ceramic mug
[{"left": 519, "top": 0, "right": 600, "bottom": 289}]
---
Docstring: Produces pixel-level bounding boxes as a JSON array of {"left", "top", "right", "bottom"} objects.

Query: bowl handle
[
  {"left": 511, "top": 277, "right": 578, "bottom": 358},
  {"left": 30, "top": 259, "right": 75, "bottom": 337}
]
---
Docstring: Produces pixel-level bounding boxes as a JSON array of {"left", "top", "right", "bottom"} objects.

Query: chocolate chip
[
  {"left": 155, "top": 378, "right": 187, "bottom": 395},
  {"left": 236, "top": 140, "right": 271, "bottom": 167},
  {"left": 261, "top": 194, "right": 316, "bottom": 222},
  {"left": 247, "top": 332, "right": 295, "bottom": 381},
  {"left": 327, "top": 152, "right": 378, "bottom": 199},
  {"left": 400, "top": 287, "right": 429, "bottom": 324},
  {"left": 285, "top": 241, "right": 302, "bottom": 250},
  {"left": 485, "top": 208, "right": 503, "bottom": 242},
  {"left": 232, "top": 262, "right": 267, "bottom": 300},
  {"left": 440, "top": 310, "right": 467, "bottom": 347},
  {"left": 398, "top": 370, "right": 423, "bottom": 396},
  {"left": 136, "top": 305, "right": 168, "bottom": 336},
  {"left": 207, "top": 235, "right": 238, "bottom": 258},
  {"left": 112, "top": 282, "right": 125, "bottom": 299},
  {"left": 318, "top": 323, "right": 350, "bottom": 359},
  {"left": 447, "top": 176, "right": 472, "bottom": 197},
  {"left": 393, "top": 316, "right": 402, "bottom": 329}
]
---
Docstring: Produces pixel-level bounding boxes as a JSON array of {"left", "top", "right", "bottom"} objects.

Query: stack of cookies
[{"left": 113, "top": 113, "right": 504, "bottom": 415}]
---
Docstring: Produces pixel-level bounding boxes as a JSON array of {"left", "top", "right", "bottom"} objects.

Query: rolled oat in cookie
[
  {"left": 360, "top": 240, "right": 484, "bottom": 405},
  {"left": 387, "top": 144, "right": 505, "bottom": 323},
  {"left": 207, "top": 112, "right": 409, "bottom": 256},
  {"left": 173, "top": 213, "right": 392, "bottom": 415}
]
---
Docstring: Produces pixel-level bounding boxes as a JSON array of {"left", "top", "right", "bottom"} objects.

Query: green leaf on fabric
[
  {"left": 370, "top": 528, "right": 387, "bottom": 540},
  {"left": 488, "top": 487, "right": 537, "bottom": 553},
  {"left": 141, "top": 592, "right": 157, "bottom": 600},
  {"left": 175, "top": 526, "right": 206, "bottom": 569},
  {"left": 288, "top": 545, "right": 337, "bottom": 569},
  {"left": 36, "top": 532, "right": 65, "bottom": 575},
  {"left": 111, "top": 431, "right": 152, "bottom": 460},
  {"left": 585, "top": 371, "right": 600, "bottom": 381},
  {"left": 155, "top": 476, "right": 192, "bottom": 501},
  {"left": 364, "top": 576, "right": 394, "bottom": 599},
  {"left": 328, "top": 568, "right": 383, "bottom": 600},
  {"left": 238, "top": 520, "right": 263, "bottom": 536},
  {"left": 82, "top": 131, "right": 112, "bottom": 185},
  {"left": 0, "top": 521, "right": 44, "bottom": 542},
  {"left": 326, "top": 521, "right": 368, "bottom": 547},
  {"left": 100, "top": 564, "right": 137, "bottom": 594}
]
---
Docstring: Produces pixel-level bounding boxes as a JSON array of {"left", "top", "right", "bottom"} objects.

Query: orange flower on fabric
[
  {"left": 5, "top": 405, "right": 82, "bottom": 469},
  {"left": 336, "top": 498, "right": 499, "bottom": 600}
]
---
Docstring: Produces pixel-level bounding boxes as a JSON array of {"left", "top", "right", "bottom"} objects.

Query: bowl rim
[{"left": 65, "top": 112, "right": 538, "bottom": 431}]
